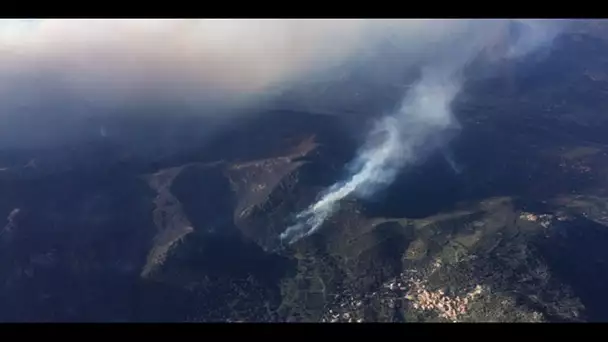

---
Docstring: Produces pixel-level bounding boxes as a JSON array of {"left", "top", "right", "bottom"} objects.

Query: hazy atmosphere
[{"left": 0, "top": 20, "right": 559, "bottom": 148}]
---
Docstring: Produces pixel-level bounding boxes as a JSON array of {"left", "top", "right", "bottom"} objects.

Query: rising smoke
[{"left": 280, "top": 19, "right": 564, "bottom": 244}]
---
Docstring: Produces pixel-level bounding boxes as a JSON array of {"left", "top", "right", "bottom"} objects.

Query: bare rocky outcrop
[{"left": 141, "top": 166, "right": 196, "bottom": 278}]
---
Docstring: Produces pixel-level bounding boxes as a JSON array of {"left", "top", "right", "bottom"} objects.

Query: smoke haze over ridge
[{"left": 0, "top": 19, "right": 561, "bottom": 149}]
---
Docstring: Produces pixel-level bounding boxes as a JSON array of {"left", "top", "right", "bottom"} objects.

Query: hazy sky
[{"left": 0, "top": 19, "right": 562, "bottom": 149}]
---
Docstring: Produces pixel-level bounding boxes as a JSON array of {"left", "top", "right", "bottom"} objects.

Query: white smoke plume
[
  {"left": 280, "top": 68, "right": 461, "bottom": 244},
  {"left": 280, "top": 19, "right": 563, "bottom": 245}
]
